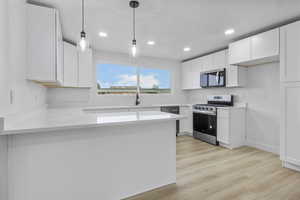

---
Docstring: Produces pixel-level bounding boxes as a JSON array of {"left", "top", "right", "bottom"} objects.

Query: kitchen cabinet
[
  {"left": 280, "top": 21, "right": 300, "bottom": 172},
  {"left": 217, "top": 107, "right": 246, "bottom": 149},
  {"left": 63, "top": 42, "right": 78, "bottom": 87},
  {"left": 181, "top": 58, "right": 202, "bottom": 90},
  {"left": 280, "top": 21, "right": 300, "bottom": 82},
  {"left": 181, "top": 62, "right": 190, "bottom": 90},
  {"left": 212, "top": 50, "right": 226, "bottom": 70},
  {"left": 181, "top": 50, "right": 228, "bottom": 90},
  {"left": 179, "top": 106, "right": 193, "bottom": 134},
  {"left": 229, "top": 28, "right": 279, "bottom": 66},
  {"left": 27, "top": 4, "right": 63, "bottom": 85},
  {"left": 281, "top": 83, "right": 300, "bottom": 171},
  {"left": 229, "top": 38, "right": 251, "bottom": 65},
  {"left": 78, "top": 48, "right": 93, "bottom": 88},
  {"left": 201, "top": 55, "right": 213, "bottom": 71},
  {"left": 251, "top": 29, "right": 279, "bottom": 61},
  {"left": 226, "top": 65, "right": 247, "bottom": 87}
]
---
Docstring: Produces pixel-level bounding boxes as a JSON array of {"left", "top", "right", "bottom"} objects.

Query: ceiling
[{"left": 32, "top": 0, "right": 300, "bottom": 61}]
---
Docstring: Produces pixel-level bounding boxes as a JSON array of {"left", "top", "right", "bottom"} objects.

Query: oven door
[{"left": 193, "top": 111, "right": 217, "bottom": 145}]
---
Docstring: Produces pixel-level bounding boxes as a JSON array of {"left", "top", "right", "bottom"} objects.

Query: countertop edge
[{"left": 0, "top": 115, "right": 186, "bottom": 136}]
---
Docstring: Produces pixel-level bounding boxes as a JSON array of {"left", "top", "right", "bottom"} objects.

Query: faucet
[{"left": 135, "top": 90, "right": 141, "bottom": 106}]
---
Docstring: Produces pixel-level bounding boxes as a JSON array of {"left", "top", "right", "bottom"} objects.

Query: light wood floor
[{"left": 126, "top": 136, "right": 300, "bottom": 200}]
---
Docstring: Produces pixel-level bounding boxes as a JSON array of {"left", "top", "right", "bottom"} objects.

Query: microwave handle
[{"left": 216, "top": 71, "right": 220, "bottom": 84}]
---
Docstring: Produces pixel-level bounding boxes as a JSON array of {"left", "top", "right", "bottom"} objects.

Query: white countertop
[{"left": 0, "top": 108, "right": 185, "bottom": 136}]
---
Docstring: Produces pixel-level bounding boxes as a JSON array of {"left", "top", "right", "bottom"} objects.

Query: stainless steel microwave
[{"left": 200, "top": 69, "right": 226, "bottom": 88}]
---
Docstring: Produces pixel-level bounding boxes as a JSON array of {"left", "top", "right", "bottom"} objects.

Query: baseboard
[
  {"left": 283, "top": 161, "right": 300, "bottom": 172},
  {"left": 178, "top": 132, "right": 192, "bottom": 136},
  {"left": 245, "top": 139, "right": 279, "bottom": 155}
]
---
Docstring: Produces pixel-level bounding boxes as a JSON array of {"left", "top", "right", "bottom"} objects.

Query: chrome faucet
[{"left": 135, "top": 92, "right": 141, "bottom": 106}]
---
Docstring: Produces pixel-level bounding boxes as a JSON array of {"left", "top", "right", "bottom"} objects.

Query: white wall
[
  {"left": 0, "top": 0, "right": 10, "bottom": 116},
  {"left": 47, "top": 50, "right": 187, "bottom": 108},
  {"left": 0, "top": 0, "right": 9, "bottom": 199},
  {"left": 186, "top": 63, "right": 280, "bottom": 154},
  {"left": 0, "top": 0, "right": 47, "bottom": 117}
]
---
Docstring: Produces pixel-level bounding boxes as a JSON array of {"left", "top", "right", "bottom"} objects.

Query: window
[
  {"left": 97, "top": 64, "right": 171, "bottom": 95},
  {"left": 139, "top": 67, "right": 171, "bottom": 94}
]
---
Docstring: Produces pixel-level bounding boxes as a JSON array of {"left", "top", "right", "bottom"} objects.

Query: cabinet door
[
  {"left": 202, "top": 55, "right": 213, "bottom": 72},
  {"left": 226, "top": 65, "right": 238, "bottom": 87},
  {"left": 280, "top": 21, "right": 300, "bottom": 82},
  {"left": 181, "top": 63, "right": 189, "bottom": 89},
  {"left": 251, "top": 28, "right": 279, "bottom": 61},
  {"left": 63, "top": 42, "right": 78, "bottom": 87},
  {"left": 181, "top": 63, "right": 188, "bottom": 89},
  {"left": 191, "top": 58, "right": 202, "bottom": 89},
  {"left": 181, "top": 62, "right": 193, "bottom": 89},
  {"left": 55, "top": 11, "right": 64, "bottom": 85},
  {"left": 78, "top": 49, "right": 93, "bottom": 87},
  {"left": 180, "top": 107, "right": 193, "bottom": 133},
  {"left": 212, "top": 50, "right": 226, "bottom": 70},
  {"left": 182, "top": 59, "right": 201, "bottom": 89},
  {"left": 229, "top": 38, "right": 251, "bottom": 65},
  {"left": 27, "top": 4, "right": 56, "bottom": 82},
  {"left": 281, "top": 83, "right": 300, "bottom": 165},
  {"left": 217, "top": 113, "right": 230, "bottom": 144}
]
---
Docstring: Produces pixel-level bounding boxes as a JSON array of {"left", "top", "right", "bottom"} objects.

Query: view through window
[{"left": 97, "top": 64, "right": 171, "bottom": 94}]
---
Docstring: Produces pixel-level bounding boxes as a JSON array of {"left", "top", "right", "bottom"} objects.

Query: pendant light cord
[
  {"left": 133, "top": 7, "right": 136, "bottom": 41},
  {"left": 82, "top": 0, "right": 85, "bottom": 32}
]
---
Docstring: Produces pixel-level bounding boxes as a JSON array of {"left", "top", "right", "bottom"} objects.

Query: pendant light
[
  {"left": 129, "top": 0, "right": 139, "bottom": 57},
  {"left": 77, "top": 0, "right": 89, "bottom": 52}
]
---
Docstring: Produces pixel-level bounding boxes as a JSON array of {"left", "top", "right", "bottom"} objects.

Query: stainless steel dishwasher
[{"left": 160, "top": 106, "right": 180, "bottom": 136}]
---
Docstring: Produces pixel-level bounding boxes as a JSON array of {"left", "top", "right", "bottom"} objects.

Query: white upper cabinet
[
  {"left": 280, "top": 21, "right": 300, "bottom": 82},
  {"left": 229, "top": 38, "right": 251, "bottom": 65},
  {"left": 251, "top": 29, "right": 279, "bottom": 61},
  {"left": 201, "top": 55, "right": 213, "bottom": 71},
  {"left": 63, "top": 42, "right": 78, "bottom": 87},
  {"left": 78, "top": 49, "right": 93, "bottom": 88},
  {"left": 27, "top": 4, "right": 93, "bottom": 88},
  {"left": 212, "top": 50, "right": 226, "bottom": 70},
  {"left": 181, "top": 58, "right": 202, "bottom": 90},
  {"left": 229, "top": 28, "right": 279, "bottom": 66},
  {"left": 181, "top": 49, "right": 241, "bottom": 90},
  {"left": 27, "top": 4, "right": 63, "bottom": 85},
  {"left": 181, "top": 62, "right": 190, "bottom": 90}
]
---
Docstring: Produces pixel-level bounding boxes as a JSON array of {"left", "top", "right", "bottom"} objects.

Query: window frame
[{"left": 96, "top": 62, "right": 173, "bottom": 96}]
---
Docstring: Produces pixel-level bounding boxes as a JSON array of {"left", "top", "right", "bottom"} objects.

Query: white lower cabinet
[
  {"left": 217, "top": 107, "right": 246, "bottom": 149},
  {"left": 280, "top": 83, "right": 300, "bottom": 171},
  {"left": 180, "top": 106, "right": 193, "bottom": 134}
]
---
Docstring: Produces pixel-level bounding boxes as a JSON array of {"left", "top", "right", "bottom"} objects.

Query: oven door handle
[{"left": 193, "top": 110, "right": 216, "bottom": 116}]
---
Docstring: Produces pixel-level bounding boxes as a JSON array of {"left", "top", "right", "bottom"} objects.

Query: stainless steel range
[{"left": 193, "top": 95, "right": 233, "bottom": 145}]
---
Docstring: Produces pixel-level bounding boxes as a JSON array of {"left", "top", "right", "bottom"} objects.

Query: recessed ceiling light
[
  {"left": 99, "top": 32, "right": 108, "bottom": 37},
  {"left": 147, "top": 41, "right": 155, "bottom": 45},
  {"left": 225, "top": 29, "right": 235, "bottom": 35},
  {"left": 183, "top": 47, "right": 191, "bottom": 52}
]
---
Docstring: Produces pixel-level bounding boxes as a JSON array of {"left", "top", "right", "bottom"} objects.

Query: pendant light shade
[
  {"left": 77, "top": 0, "right": 89, "bottom": 52},
  {"left": 129, "top": 1, "right": 139, "bottom": 57}
]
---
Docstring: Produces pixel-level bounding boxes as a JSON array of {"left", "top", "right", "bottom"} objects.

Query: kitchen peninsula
[{"left": 0, "top": 109, "right": 184, "bottom": 200}]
